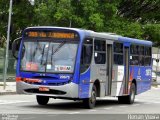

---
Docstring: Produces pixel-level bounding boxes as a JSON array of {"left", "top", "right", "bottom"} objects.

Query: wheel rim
[
  {"left": 131, "top": 87, "right": 135, "bottom": 102},
  {"left": 90, "top": 90, "right": 96, "bottom": 104}
]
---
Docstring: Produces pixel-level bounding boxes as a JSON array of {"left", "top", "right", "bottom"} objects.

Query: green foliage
[
  {"left": 0, "top": 0, "right": 159, "bottom": 47},
  {"left": 143, "top": 24, "right": 160, "bottom": 43},
  {"left": 105, "top": 17, "right": 144, "bottom": 39},
  {"left": 118, "top": 0, "right": 160, "bottom": 23}
]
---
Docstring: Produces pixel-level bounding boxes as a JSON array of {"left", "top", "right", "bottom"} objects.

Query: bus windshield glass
[{"left": 20, "top": 40, "right": 78, "bottom": 73}]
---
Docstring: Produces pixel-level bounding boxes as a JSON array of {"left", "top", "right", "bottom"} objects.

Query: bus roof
[
  {"left": 25, "top": 26, "right": 152, "bottom": 46},
  {"left": 118, "top": 37, "right": 152, "bottom": 46},
  {"left": 25, "top": 26, "right": 87, "bottom": 32},
  {"left": 85, "top": 30, "right": 152, "bottom": 46}
]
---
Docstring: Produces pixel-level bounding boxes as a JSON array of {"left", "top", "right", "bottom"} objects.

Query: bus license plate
[{"left": 39, "top": 87, "right": 49, "bottom": 91}]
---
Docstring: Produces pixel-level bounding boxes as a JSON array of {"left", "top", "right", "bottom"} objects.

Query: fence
[{"left": 0, "top": 48, "right": 16, "bottom": 82}]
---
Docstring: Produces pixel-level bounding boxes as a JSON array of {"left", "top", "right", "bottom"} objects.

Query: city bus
[{"left": 12, "top": 26, "right": 152, "bottom": 109}]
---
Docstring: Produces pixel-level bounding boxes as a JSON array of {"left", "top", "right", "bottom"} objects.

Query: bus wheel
[
  {"left": 127, "top": 83, "right": 136, "bottom": 104},
  {"left": 83, "top": 85, "right": 97, "bottom": 109},
  {"left": 118, "top": 83, "right": 136, "bottom": 104},
  {"left": 36, "top": 95, "right": 49, "bottom": 105}
]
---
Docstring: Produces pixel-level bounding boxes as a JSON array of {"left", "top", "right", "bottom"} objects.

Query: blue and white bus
[{"left": 12, "top": 26, "right": 152, "bottom": 108}]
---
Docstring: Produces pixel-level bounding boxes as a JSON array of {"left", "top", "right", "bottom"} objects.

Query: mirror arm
[{"left": 12, "top": 37, "right": 22, "bottom": 60}]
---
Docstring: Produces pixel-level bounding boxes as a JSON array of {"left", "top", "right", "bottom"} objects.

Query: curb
[{"left": 0, "top": 91, "right": 17, "bottom": 95}]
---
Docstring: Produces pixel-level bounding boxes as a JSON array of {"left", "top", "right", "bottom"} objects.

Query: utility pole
[
  {"left": 3, "top": 0, "right": 34, "bottom": 90},
  {"left": 3, "top": 0, "right": 13, "bottom": 90}
]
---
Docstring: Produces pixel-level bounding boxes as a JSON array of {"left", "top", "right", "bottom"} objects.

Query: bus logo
[{"left": 55, "top": 65, "right": 71, "bottom": 72}]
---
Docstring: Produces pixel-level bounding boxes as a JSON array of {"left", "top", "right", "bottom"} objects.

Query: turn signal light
[
  {"left": 16, "top": 77, "right": 42, "bottom": 83},
  {"left": 24, "top": 78, "right": 42, "bottom": 83},
  {"left": 16, "top": 77, "right": 22, "bottom": 82}
]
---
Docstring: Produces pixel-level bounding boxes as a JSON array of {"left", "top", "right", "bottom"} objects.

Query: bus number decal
[{"left": 146, "top": 69, "right": 151, "bottom": 76}]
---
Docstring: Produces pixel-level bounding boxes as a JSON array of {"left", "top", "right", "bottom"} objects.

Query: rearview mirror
[{"left": 12, "top": 37, "right": 22, "bottom": 59}]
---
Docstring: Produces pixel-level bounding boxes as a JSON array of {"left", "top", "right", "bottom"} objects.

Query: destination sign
[{"left": 25, "top": 31, "right": 78, "bottom": 39}]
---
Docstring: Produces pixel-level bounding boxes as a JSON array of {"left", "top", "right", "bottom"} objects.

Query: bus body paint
[{"left": 15, "top": 26, "right": 152, "bottom": 100}]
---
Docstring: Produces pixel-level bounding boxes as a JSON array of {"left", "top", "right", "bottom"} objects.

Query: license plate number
[{"left": 39, "top": 87, "right": 49, "bottom": 91}]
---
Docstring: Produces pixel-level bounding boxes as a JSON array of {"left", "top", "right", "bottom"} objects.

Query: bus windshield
[{"left": 20, "top": 40, "right": 78, "bottom": 73}]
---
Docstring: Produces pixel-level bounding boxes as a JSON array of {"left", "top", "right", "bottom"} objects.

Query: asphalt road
[{"left": 0, "top": 87, "right": 160, "bottom": 120}]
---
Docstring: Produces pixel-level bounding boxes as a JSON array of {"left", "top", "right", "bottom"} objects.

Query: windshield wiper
[
  {"left": 41, "top": 45, "right": 45, "bottom": 65},
  {"left": 51, "top": 45, "right": 54, "bottom": 65},
  {"left": 49, "top": 41, "right": 66, "bottom": 66},
  {"left": 52, "top": 41, "right": 66, "bottom": 55},
  {"left": 32, "top": 41, "right": 38, "bottom": 61}
]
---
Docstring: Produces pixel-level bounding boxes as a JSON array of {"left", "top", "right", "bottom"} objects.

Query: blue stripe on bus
[
  {"left": 130, "top": 66, "right": 152, "bottom": 94},
  {"left": 78, "top": 68, "right": 91, "bottom": 98}
]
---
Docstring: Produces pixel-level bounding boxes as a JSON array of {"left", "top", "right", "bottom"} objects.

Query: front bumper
[{"left": 16, "top": 81, "right": 79, "bottom": 98}]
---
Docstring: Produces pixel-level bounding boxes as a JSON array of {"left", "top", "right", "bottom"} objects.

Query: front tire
[
  {"left": 36, "top": 95, "right": 49, "bottom": 105},
  {"left": 118, "top": 83, "right": 136, "bottom": 104},
  {"left": 83, "top": 85, "right": 97, "bottom": 109}
]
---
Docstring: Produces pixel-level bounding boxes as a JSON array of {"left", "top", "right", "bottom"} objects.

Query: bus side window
[
  {"left": 130, "top": 45, "right": 139, "bottom": 66},
  {"left": 80, "top": 38, "right": 93, "bottom": 73},
  {"left": 139, "top": 46, "right": 144, "bottom": 66},
  {"left": 94, "top": 40, "right": 106, "bottom": 64},
  {"left": 144, "top": 46, "right": 152, "bottom": 66},
  {"left": 113, "top": 42, "right": 123, "bottom": 65}
]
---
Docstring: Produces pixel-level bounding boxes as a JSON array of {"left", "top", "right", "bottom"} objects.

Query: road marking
[
  {"left": 152, "top": 87, "right": 160, "bottom": 90},
  {"left": 0, "top": 100, "right": 31, "bottom": 105},
  {"left": 119, "top": 105, "right": 127, "bottom": 108},
  {"left": 132, "top": 104, "right": 140, "bottom": 106},
  {"left": 153, "top": 102, "right": 160, "bottom": 104},
  {"left": 21, "top": 117, "right": 36, "bottom": 120},
  {"left": 47, "top": 115, "right": 59, "bottom": 117},
  {"left": 103, "top": 107, "right": 113, "bottom": 110},
  {"left": 89, "top": 110, "right": 97, "bottom": 112},
  {"left": 144, "top": 102, "right": 151, "bottom": 105},
  {"left": 68, "top": 112, "right": 80, "bottom": 114}
]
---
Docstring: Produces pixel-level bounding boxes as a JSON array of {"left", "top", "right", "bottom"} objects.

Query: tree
[
  {"left": 0, "top": 0, "right": 159, "bottom": 47},
  {"left": 143, "top": 24, "right": 160, "bottom": 44},
  {"left": 0, "top": 0, "right": 35, "bottom": 48},
  {"left": 118, "top": 0, "right": 160, "bottom": 23}
]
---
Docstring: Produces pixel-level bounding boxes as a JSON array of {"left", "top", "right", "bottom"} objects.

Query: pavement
[{"left": 0, "top": 82, "right": 16, "bottom": 95}]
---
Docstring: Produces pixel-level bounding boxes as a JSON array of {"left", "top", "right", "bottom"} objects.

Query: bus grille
[
  {"left": 24, "top": 88, "right": 66, "bottom": 95},
  {"left": 24, "top": 81, "right": 71, "bottom": 86}
]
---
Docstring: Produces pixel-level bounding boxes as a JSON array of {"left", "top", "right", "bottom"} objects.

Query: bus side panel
[
  {"left": 138, "top": 66, "right": 152, "bottom": 94},
  {"left": 129, "top": 66, "right": 140, "bottom": 94},
  {"left": 111, "top": 65, "right": 125, "bottom": 96},
  {"left": 90, "top": 65, "right": 106, "bottom": 97},
  {"left": 78, "top": 68, "right": 91, "bottom": 98},
  {"left": 129, "top": 66, "right": 152, "bottom": 95}
]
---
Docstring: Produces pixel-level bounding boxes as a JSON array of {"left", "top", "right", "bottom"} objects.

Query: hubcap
[
  {"left": 90, "top": 90, "right": 96, "bottom": 104},
  {"left": 131, "top": 88, "right": 135, "bottom": 101}
]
